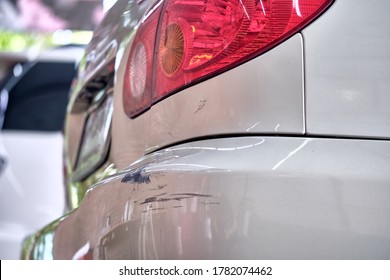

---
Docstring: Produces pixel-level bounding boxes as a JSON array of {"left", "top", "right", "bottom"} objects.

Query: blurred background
[{"left": 0, "top": 0, "right": 118, "bottom": 259}]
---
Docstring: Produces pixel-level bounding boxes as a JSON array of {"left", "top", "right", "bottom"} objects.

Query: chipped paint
[
  {"left": 121, "top": 167, "right": 151, "bottom": 184},
  {"left": 26, "top": 137, "right": 390, "bottom": 259}
]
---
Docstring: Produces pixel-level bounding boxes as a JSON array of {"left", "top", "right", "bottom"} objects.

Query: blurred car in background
[
  {"left": 0, "top": 46, "right": 83, "bottom": 259},
  {"left": 24, "top": 0, "right": 390, "bottom": 259},
  {"left": 0, "top": 0, "right": 107, "bottom": 260}
]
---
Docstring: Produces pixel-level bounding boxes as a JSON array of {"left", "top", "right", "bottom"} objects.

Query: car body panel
[
  {"left": 27, "top": 137, "right": 390, "bottom": 259},
  {"left": 24, "top": 0, "right": 390, "bottom": 259},
  {"left": 147, "top": 35, "right": 305, "bottom": 152},
  {"left": 303, "top": 0, "right": 390, "bottom": 138},
  {"left": 111, "top": 34, "right": 304, "bottom": 168}
]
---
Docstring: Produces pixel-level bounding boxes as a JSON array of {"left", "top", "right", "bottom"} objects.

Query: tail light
[{"left": 124, "top": 0, "right": 333, "bottom": 118}]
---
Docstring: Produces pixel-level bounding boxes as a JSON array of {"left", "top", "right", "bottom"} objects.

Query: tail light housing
[{"left": 124, "top": 0, "right": 333, "bottom": 118}]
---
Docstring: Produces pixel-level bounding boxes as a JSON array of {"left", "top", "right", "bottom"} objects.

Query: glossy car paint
[
  {"left": 304, "top": 0, "right": 390, "bottom": 138},
  {"left": 25, "top": 0, "right": 390, "bottom": 259},
  {"left": 147, "top": 35, "right": 304, "bottom": 152},
  {"left": 29, "top": 137, "right": 390, "bottom": 259},
  {"left": 112, "top": 34, "right": 304, "bottom": 169}
]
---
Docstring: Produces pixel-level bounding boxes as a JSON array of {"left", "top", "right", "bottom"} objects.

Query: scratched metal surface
[
  {"left": 49, "top": 137, "right": 390, "bottom": 259},
  {"left": 111, "top": 34, "right": 304, "bottom": 168},
  {"left": 25, "top": 0, "right": 390, "bottom": 260},
  {"left": 146, "top": 34, "right": 304, "bottom": 152}
]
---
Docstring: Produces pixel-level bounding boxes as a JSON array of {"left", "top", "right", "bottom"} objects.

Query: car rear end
[{"left": 24, "top": 0, "right": 390, "bottom": 259}]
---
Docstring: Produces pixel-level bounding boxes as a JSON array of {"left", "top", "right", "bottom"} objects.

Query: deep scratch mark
[
  {"left": 141, "top": 197, "right": 157, "bottom": 204},
  {"left": 140, "top": 195, "right": 201, "bottom": 205},
  {"left": 171, "top": 193, "right": 213, "bottom": 198}
]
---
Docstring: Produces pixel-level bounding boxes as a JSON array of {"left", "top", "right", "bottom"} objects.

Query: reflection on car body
[{"left": 23, "top": 0, "right": 390, "bottom": 259}]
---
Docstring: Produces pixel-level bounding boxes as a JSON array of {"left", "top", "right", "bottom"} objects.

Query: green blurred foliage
[
  {"left": 0, "top": 30, "right": 92, "bottom": 52},
  {"left": 0, "top": 31, "right": 53, "bottom": 52}
]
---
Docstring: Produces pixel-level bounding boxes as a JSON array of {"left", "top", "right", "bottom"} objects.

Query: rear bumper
[{"left": 26, "top": 136, "right": 390, "bottom": 259}]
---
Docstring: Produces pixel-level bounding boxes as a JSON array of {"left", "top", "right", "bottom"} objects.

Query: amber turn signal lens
[{"left": 159, "top": 23, "right": 185, "bottom": 76}]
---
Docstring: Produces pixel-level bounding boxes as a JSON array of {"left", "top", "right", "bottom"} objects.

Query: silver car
[{"left": 24, "top": 0, "right": 390, "bottom": 259}]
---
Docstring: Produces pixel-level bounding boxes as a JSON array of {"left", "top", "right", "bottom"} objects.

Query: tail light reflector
[{"left": 124, "top": 0, "right": 333, "bottom": 118}]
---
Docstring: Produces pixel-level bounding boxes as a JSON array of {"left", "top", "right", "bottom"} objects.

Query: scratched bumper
[{"left": 26, "top": 136, "right": 390, "bottom": 259}]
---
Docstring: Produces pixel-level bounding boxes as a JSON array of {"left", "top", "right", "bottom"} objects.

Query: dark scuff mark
[
  {"left": 140, "top": 196, "right": 189, "bottom": 205},
  {"left": 140, "top": 192, "right": 168, "bottom": 204},
  {"left": 0, "top": 156, "right": 6, "bottom": 176},
  {"left": 194, "top": 99, "right": 207, "bottom": 114},
  {"left": 140, "top": 193, "right": 215, "bottom": 205},
  {"left": 141, "top": 197, "right": 158, "bottom": 204},
  {"left": 121, "top": 167, "right": 151, "bottom": 184},
  {"left": 201, "top": 202, "right": 220, "bottom": 205},
  {"left": 171, "top": 193, "right": 213, "bottom": 198}
]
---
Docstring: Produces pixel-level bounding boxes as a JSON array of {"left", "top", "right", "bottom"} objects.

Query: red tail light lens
[
  {"left": 124, "top": 0, "right": 333, "bottom": 118},
  {"left": 123, "top": 6, "right": 161, "bottom": 117}
]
